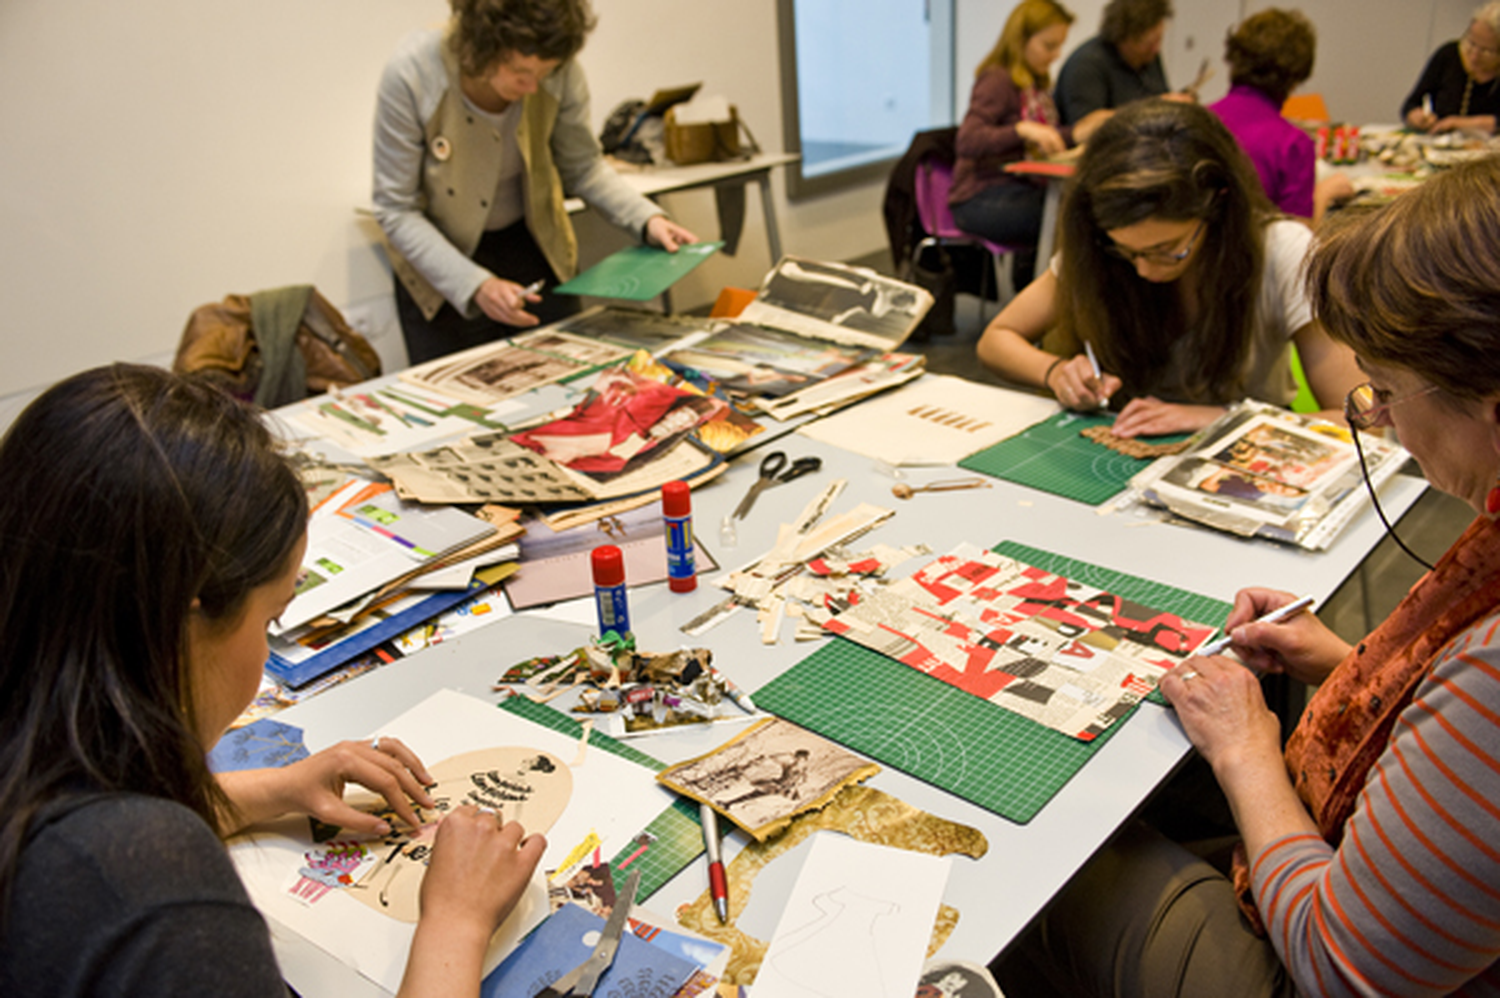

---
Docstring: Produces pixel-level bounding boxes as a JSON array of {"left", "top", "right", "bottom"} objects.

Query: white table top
[
  {"left": 257, "top": 378, "right": 1427, "bottom": 996},
  {"left": 565, "top": 152, "right": 800, "bottom": 213}
]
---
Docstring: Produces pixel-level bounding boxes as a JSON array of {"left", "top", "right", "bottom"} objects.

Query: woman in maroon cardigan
[{"left": 950, "top": 0, "right": 1107, "bottom": 285}]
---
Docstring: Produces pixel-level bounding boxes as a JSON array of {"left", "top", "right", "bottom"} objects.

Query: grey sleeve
[
  {"left": 0, "top": 796, "right": 289, "bottom": 998},
  {"left": 371, "top": 39, "right": 492, "bottom": 313}
]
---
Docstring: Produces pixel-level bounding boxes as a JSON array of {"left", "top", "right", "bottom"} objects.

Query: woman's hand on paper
[
  {"left": 216, "top": 736, "right": 437, "bottom": 836},
  {"left": 1109, "top": 396, "right": 1222, "bottom": 438},
  {"left": 399, "top": 809, "right": 546, "bottom": 998},
  {"left": 1220, "top": 587, "right": 1350, "bottom": 686},
  {"left": 1159, "top": 654, "right": 1281, "bottom": 776},
  {"left": 645, "top": 214, "right": 699, "bottom": 253},
  {"left": 422, "top": 808, "right": 546, "bottom": 933},
  {"left": 474, "top": 276, "right": 542, "bottom": 328}
]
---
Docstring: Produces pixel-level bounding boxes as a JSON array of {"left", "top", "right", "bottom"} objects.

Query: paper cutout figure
[
  {"left": 657, "top": 718, "right": 879, "bottom": 841},
  {"left": 207, "top": 718, "right": 310, "bottom": 773},
  {"left": 346, "top": 747, "right": 572, "bottom": 922},
  {"left": 289, "top": 840, "right": 376, "bottom": 905}
]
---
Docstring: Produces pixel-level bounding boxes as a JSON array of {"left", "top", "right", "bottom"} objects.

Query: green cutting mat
[
  {"left": 752, "top": 542, "right": 1230, "bottom": 824},
  {"left": 499, "top": 696, "right": 705, "bottom": 900},
  {"left": 959, "top": 410, "right": 1187, "bottom": 505}
]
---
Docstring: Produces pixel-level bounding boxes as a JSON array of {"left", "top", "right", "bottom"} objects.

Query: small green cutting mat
[
  {"left": 553, "top": 241, "right": 723, "bottom": 300},
  {"left": 752, "top": 542, "right": 1230, "bottom": 824},
  {"left": 958, "top": 410, "right": 1187, "bottom": 505},
  {"left": 499, "top": 696, "right": 705, "bottom": 899}
]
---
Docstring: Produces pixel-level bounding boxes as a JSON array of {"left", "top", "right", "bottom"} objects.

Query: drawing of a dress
[{"left": 769, "top": 886, "right": 898, "bottom": 996}]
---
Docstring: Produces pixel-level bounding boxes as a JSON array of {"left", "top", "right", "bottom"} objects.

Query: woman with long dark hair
[
  {"left": 0, "top": 364, "right": 543, "bottom": 997},
  {"left": 976, "top": 100, "right": 1361, "bottom": 438}
]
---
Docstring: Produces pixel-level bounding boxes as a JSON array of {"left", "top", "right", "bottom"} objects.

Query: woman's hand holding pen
[
  {"left": 1045, "top": 353, "right": 1120, "bottom": 411},
  {"left": 474, "top": 276, "right": 543, "bottom": 327},
  {"left": 1215, "top": 587, "right": 1350, "bottom": 686}
]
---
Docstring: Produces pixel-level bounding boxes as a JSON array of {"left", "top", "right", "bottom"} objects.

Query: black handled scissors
[
  {"left": 731, "top": 451, "right": 822, "bottom": 521},
  {"left": 532, "top": 867, "right": 641, "bottom": 998}
]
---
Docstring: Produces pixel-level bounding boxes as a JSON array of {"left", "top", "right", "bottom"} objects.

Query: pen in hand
[
  {"left": 1196, "top": 594, "right": 1316, "bottom": 658},
  {"left": 522, "top": 278, "right": 545, "bottom": 297},
  {"left": 699, "top": 802, "right": 729, "bottom": 924},
  {"left": 1084, "top": 342, "right": 1110, "bottom": 407}
]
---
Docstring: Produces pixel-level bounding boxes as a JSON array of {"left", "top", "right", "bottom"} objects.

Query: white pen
[
  {"left": 1084, "top": 341, "right": 1110, "bottom": 407},
  {"left": 1197, "top": 595, "right": 1316, "bottom": 658},
  {"left": 522, "top": 278, "right": 545, "bottom": 296}
]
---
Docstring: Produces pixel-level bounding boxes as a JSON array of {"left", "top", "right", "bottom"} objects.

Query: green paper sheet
[{"left": 554, "top": 241, "right": 723, "bottom": 301}]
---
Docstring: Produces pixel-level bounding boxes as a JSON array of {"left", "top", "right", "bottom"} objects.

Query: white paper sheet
[
  {"left": 752, "top": 833, "right": 951, "bottom": 998},
  {"left": 229, "top": 689, "right": 675, "bottom": 994},
  {"left": 796, "top": 375, "right": 1059, "bottom": 466}
]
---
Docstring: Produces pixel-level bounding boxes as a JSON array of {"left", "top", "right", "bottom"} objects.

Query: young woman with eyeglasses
[{"left": 975, "top": 99, "right": 1362, "bottom": 438}]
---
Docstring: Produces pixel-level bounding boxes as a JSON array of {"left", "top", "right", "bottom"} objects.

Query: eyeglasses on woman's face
[
  {"left": 1104, "top": 218, "right": 1207, "bottom": 266},
  {"left": 1462, "top": 26, "right": 1500, "bottom": 60},
  {"left": 1344, "top": 381, "right": 1439, "bottom": 431}
]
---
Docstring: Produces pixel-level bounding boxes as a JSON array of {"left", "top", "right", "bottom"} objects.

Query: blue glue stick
[
  {"left": 662, "top": 480, "right": 697, "bottom": 593},
  {"left": 591, "top": 544, "right": 631, "bottom": 637}
]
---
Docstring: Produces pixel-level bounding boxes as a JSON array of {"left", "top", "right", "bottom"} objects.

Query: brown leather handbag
[{"left": 173, "top": 285, "right": 381, "bottom": 409}]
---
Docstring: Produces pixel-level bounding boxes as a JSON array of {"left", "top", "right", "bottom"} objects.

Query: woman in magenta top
[
  {"left": 949, "top": 0, "right": 1106, "bottom": 285},
  {"left": 1208, "top": 9, "right": 1350, "bottom": 224}
]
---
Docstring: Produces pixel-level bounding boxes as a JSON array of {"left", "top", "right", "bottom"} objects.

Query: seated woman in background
[
  {"left": 1402, "top": 1, "right": 1500, "bottom": 134},
  {"left": 1207, "top": 8, "right": 1352, "bottom": 224},
  {"left": 975, "top": 100, "right": 1360, "bottom": 438},
  {"left": 0, "top": 365, "right": 545, "bottom": 997},
  {"left": 994, "top": 151, "right": 1500, "bottom": 998},
  {"left": 949, "top": 0, "right": 1107, "bottom": 287}
]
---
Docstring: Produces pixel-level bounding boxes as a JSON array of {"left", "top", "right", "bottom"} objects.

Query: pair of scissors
[
  {"left": 731, "top": 451, "right": 823, "bottom": 520},
  {"left": 533, "top": 867, "right": 641, "bottom": 998}
]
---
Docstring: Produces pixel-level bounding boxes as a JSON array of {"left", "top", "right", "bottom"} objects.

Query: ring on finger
[
  {"left": 371, "top": 735, "right": 382, "bottom": 752},
  {"left": 1180, "top": 670, "right": 1199, "bottom": 683}
]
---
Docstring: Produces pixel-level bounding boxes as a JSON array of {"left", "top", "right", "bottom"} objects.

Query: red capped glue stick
[
  {"left": 591, "top": 544, "right": 631, "bottom": 638},
  {"left": 662, "top": 480, "right": 697, "bottom": 593}
]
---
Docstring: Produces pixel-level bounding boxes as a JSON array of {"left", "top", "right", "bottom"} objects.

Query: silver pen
[{"left": 522, "top": 278, "right": 545, "bottom": 296}]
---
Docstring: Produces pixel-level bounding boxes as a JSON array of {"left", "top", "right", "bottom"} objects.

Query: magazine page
[
  {"left": 1131, "top": 401, "right": 1408, "bottom": 548},
  {"left": 737, "top": 256, "right": 932, "bottom": 351}
]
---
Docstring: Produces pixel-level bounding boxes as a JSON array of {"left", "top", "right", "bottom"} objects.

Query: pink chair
[{"left": 912, "top": 157, "right": 1022, "bottom": 318}]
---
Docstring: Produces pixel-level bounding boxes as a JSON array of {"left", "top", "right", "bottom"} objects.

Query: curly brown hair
[
  {"left": 1224, "top": 8, "right": 1315, "bottom": 107},
  {"left": 1308, "top": 154, "right": 1500, "bottom": 403},
  {"left": 448, "top": 0, "right": 597, "bottom": 78}
]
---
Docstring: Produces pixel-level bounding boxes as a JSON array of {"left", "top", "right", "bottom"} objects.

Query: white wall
[
  {"left": 0, "top": 0, "right": 1481, "bottom": 402},
  {"left": 0, "top": 0, "right": 888, "bottom": 400}
]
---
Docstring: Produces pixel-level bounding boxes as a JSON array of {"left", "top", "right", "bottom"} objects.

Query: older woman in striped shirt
[{"left": 997, "top": 155, "right": 1500, "bottom": 996}]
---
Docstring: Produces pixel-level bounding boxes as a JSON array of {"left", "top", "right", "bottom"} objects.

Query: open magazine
[
  {"left": 553, "top": 257, "right": 932, "bottom": 420},
  {"left": 1128, "top": 401, "right": 1409, "bottom": 550}
]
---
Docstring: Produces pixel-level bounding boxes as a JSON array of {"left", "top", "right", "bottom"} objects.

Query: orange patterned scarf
[{"left": 1233, "top": 512, "right": 1500, "bottom": 934}]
